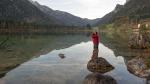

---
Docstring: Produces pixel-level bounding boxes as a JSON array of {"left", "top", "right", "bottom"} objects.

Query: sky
[{"left": 33, "top": 0, "right": 126, "bottom": 19}]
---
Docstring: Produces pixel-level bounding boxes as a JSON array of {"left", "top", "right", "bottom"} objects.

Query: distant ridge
[
  {"left": 0, "top": 0, "right": 60, "bottom": 25},
  {"left": 31, "top": 1, "right": 101, "bottom": 26},
  {"left": 0, "top": 0, "right": 101, "bottom": 26}
]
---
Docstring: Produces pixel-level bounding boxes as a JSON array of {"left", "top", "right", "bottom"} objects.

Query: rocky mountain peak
[{"left": 113, "top": 4, "right": 123, "bottom": 13}]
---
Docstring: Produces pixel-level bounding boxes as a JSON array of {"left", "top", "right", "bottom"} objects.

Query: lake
[{"left": 0, "top": 35, "right": 147, "bottom": 84}]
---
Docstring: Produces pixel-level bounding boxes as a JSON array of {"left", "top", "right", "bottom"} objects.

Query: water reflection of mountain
[
  {"left": 0, "top": 35, "right": 89, "bottom": 78},
  {"left": 50, "top": 35, "right": 90, "bottom": 50}
]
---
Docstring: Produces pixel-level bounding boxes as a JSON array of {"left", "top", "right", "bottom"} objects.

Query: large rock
[
  {"left": 83, "top": 73, "right": 117, "bottom": 84},
  {"left": 87, "top": 57, "right": 114, "bottom": 73},
  {"left": 127, "top": 56, "right": 150, "bottom": 78}
]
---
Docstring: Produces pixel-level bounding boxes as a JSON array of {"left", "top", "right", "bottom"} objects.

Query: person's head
[
  {"left": 95, "top": 32, "right": 98, "bottom": 35},
  {"left": 92, "top": 33, "right": 95, "bottom": 36},
  {"left": 92, "top": 32, "right": 96, "bottom": 35}
]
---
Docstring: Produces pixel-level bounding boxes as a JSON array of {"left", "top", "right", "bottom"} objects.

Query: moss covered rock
[
  {"left": 87, "top": 57, "right": 114, "bottom": 73},
  {"left": 127, "top": 56, "right": 150, "bottom": 78}
]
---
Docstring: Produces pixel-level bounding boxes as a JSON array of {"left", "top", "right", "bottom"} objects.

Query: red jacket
[{"left": 92, "top": 33, "right": 99, "bottom": 45}]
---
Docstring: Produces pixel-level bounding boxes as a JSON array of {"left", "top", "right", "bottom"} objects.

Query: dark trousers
[{"left": 94, "top": 44, "right": 99, "bottom": 49}]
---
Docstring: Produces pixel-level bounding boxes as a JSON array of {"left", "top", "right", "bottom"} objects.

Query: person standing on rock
[
  {"left": 92, "top": 32, "right": 100, "bottom": 49},
  {"left": 91, "top": 32, "right": 100, "bottom": 59}
]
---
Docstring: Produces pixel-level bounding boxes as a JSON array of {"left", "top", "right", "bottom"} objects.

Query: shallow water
[{"left": 0, "top": 40, "right": 147, "bottom": 84}]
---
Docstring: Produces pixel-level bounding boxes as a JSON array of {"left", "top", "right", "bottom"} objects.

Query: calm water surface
[{"left": 0, "top": 38, "right": 146, "bottom": 84}]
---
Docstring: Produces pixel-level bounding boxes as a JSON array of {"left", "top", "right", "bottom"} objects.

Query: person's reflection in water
[
  {"left": 91, "top": 49, "right": 99, "bottom": 59},
  {"left": 83, "top": 73, "right": 117, "bottom": 84}
]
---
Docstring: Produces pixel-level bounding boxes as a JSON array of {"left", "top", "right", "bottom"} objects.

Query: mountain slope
[
  {"left": 97, "top": 0, "right": 150, "bottom": 25},
  {"left": 96, "top": 4, "right": 123, "bottom": 25},
  {"left": 32, "top": 1, "right": 100, "bottom": 26},
  {"left": 0, "top": 0, "right": 100, "bottom": 26},
  {"left": 114, "top": 0, "right": 150, "bottom": 19},
  {"left": 0, "top": 0, "right": 62, "bottom": 25}
]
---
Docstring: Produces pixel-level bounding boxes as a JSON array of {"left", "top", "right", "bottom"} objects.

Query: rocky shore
[{"left": 127, "top": 56, "right": 150, "bottom": 78}]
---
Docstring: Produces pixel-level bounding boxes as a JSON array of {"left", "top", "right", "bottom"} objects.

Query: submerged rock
[
  {"left": 127, "top": 56, "right": 150, "bottom": 78},
  {"left": 87, "top": 57, "right": 114, "bottom": 73},
  {"left": 83, "top": 73, "right": 117, "bottom": 84},
  {"left": 58, "top": 53, "right": 65, "bottom": 59}
]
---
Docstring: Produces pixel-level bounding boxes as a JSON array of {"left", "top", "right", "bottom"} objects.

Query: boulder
[
  {"left": 83, "top": 73, "right": 117, "bottom": 84},
  {"left": 127, "top": 56, "right": 150, "bottom": 78},
  {"left": 87, "top": 57, "right": 114, "bottom": 73}
]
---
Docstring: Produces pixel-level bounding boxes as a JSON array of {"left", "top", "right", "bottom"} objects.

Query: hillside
[
  {"left": 97, "top": 0, "right": 150, "bottom": 25},
  {"left": 0, "top": 0, "right": 100, "bottom": 26},
  {"left": 0, "top": 0, "right": 61, "bottom": 25},
  {"left": 96, "top": 4, "right": 123, "bottom": 25},
  {"left": 115, "top": 0, "right": 150, "bottom": 19},
  {"left": 32, "top": 1, "right": 100, "bottom": 26}
]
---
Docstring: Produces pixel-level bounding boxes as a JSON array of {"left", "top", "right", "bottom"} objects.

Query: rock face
[
  {"left": 127, "top": 56, "right": 150, "bottom": 78},
  {"left": 83, "top": 73, "right": 117, "bottom": 84},
  {"left": 87, "top": 57, "right": 114, "bottom": 73}
]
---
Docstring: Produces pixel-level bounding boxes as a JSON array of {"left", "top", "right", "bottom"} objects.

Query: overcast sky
[{"left": 33, "top": 0, "right": 126, "bottom": 19}]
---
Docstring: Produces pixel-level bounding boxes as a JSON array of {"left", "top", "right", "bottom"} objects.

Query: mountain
[
  {"left": 96, "top": 4, "right": 123, "bottom": 25},
  {"left": 0, "top": 0, "right": 100, "bottom": 26},
  {"left": 97, "top": 0, "right": 150, "bottom": 25},
  {"left": 0, "top": 0, "right": 62, "bottom": 25},
  {"left": 114, "top": 0, "right": 150, "bottom": 19},
  {"left": 31, "top": 1, "right": 100, "bottom": 26}
]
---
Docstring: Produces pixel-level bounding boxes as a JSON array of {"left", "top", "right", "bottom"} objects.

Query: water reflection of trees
[
  {"left": 0, "top": 34, "right": 89, "bottom": 78},
  {"left": 101, "top": 31, "right": 150, "bottom": 83},
  {"left": 100, "top": 32, "right": 150, "bottom": 57}
]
